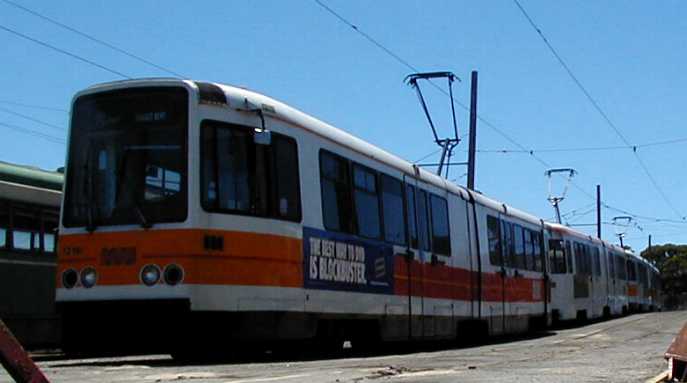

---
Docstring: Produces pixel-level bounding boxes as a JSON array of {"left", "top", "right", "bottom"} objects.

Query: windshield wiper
[{"left": 134, "top": 202, "right": 152, "bottom": 229}]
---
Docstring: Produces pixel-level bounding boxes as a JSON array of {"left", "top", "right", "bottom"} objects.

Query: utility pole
[
  {"left": 648, "top": 234, "right": 652, "bottom": 251},
  {"left": 467, "top": 71, "right": 478, "bottom": 190},
  {"left": 596, "top": 184, "right": 601, "bottom": 239}
]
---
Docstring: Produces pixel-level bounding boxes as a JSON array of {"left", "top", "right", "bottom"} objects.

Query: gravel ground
[{"left": 3, "top": 310, "right": 684, "bottom": 383}]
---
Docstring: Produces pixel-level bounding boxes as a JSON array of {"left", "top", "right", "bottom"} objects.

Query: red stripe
[{"left": 394, "top": 255, "right": 544, "bottom": 303}]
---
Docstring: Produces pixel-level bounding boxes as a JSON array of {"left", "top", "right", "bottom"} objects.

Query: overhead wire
[
  {"left": 313, "top": 0, "right": 555, "bottom": 169},
  {"left": 0, "top": 23, "right": 130, "bottom": 78},
  {"left": 0, "top": 100, "right": 68, "bottom": 113},
  {"left": 0, "top": 122, "right": 65, "bottom": 145},
  {"left": 0, "top": 106, "right": 65, "bottom": 132},
  {"left": 413, "top": 148, "right": 442, "bottom": 163},
  {"left": 312, "top": 1, "right": 687, "bottom": 230},
  {"left": 513, "top": 0, "right": 685, "bottom": 221},
  {"left": 559, "top": 202, "right": 595, "bottom": 218},
  {"left": 0, "top": 0, "right": 184, "bottom": 78},
  {"left": 471, "top": 136, "right": 687, "bottom": 154}
]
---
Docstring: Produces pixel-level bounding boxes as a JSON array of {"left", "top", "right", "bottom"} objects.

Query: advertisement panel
[{"left": 303, "top": 227, "right": 394, "bottom": 294}]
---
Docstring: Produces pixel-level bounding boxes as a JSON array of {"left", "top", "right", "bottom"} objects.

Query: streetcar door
[
  {"left": 498, "top": 218, "right": 516, "bottom": 334},
  {"left": 423, "top": 190, "right": 453, "bottom": 338},
  {"left": 485, "top": 214, "right": 507, "bottom": 335},
  {"left": 591, "top": 246, "right": 605, "bottom": 317},
  {"left": 573, "top": 243, "right": 592, "bottom": 317},
  {"left": 502, "top": 221, "right": 543, "bottom": 333},
  {"left": 402, "top": 179, "right": 426, "bottom": 340}
]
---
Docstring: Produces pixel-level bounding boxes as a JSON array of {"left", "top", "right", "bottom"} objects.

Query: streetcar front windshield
[{"left": 63, "top": 87, "right": 188, "bottom": 228}]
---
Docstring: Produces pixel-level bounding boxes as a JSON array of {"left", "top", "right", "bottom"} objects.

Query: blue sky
[{"left": 1, "top": 0, "right": 686, "bottom": 251}]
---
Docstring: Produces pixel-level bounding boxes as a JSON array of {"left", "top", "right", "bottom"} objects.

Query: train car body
[
  {"left": 606, "top": 245, "right": 628, "bottom": 316},
  {"left": 0, "top": 161, "right": 62, "bottom": 347},
  {"left": 625, "top": 250, "right": 641, "bottom": 312},
  {"left": 546, "top": 223, "right": 610, "bottom": 321},
  {"left": 55, "top": 79, "right": 553, "bottom": 352},
  {"left": 629, "top": 252, "right": 659, "bottom": 312},
  {"left": 56, "top": 79, "right": 658, "bottom": 353}
]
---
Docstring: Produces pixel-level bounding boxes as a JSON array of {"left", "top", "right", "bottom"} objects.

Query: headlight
[
  {"left": 141, "top": 264, "right": 161, "bottom": 286},
  {"left": 62, "top": 269, "right": 78, "bottom": 289},
  {"left": 163, "top": 264, "right": 184, "bottom": 286},
  {"left": 80, "top": 267, "right": 97, "bottom": 288}
]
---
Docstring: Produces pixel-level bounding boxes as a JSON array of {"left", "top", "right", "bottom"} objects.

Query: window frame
[
  {"left": 548, "top": 239, "right": 566, "bottom": 274},
  {"left": 351, "top": 163, "right": 382, "bottom": 240},
  {"left": 428, "top": 193, "right": 451, "bottom": 256},
  {"left": 380, "top": 174, "right": 407, "bottom": 246},
  {"left": 487, "top": 215, "right": 503, "bottom": 266},
  {"left": 416, "top": 189, "right": 431, "bottom": 251},
  {"left": 0, "top": 200, "right": 59, "bottom": 254},
  {"left": 523, "top": 228, "right": 534, "bottom": 270},
  {"left": 319, "top": 149, "right": 355, "bottom": 233},
  {"left": 532, "top": 231, "right": 543, "bottom": 272},
  {"left": 513, "top": 224, "right": 526, "bottom": 269},
  {"left": 501, "top": 220, "right": 515, "bottom": 268},
  {"left": 200, "top": 119, "right": 302, "bottom": 222},
  {"left": 405, "top": 184, "right": 418, "bottom": 249},
  {"left": 592, "top": 247, "right": 601, "bottom": 277}
]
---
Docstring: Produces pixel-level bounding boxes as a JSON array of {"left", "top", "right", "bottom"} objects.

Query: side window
[
  {"left": 513, "top": 225, "right": 526, "bottom": 269},
  {"left": 12, "top": 231, "right": 32, "bottom": 251},
  {"left": 593, "top": 248, "right": 601, "bottom": 277},
  {"left": 637, "top": 264, "right": 645, "bottom": 286},
  {"left": 533, "top": 231, "right": 543, "bottom": 272},
  {"left": 548, "top": 239, "right": 566, "bottom": 274},
  {"left": 352, "top": 164, "right": 381, "bottom": 239},
  {"left": 584, "top": 245, "right": 592, "bottom": 275},
  {"left": 406, "top": 185, "right": 418, "bottom": 248},
  {"left": 201, "top": 120, "right": 302, "bottom": 221},
  {"left": 487, "top": 215, "right": 502, "bottom": 266},
  {"left": 43, "top": 213, "right": 58, "bottom": 254},
  {"left": 627, "top": 260, "right": 636, "bottom": 281},
  {"left": 574, "top": 243, "right": 582, "bottom": 275},
  {"left": 565, "top": 240, "right": 573, "bottom": 273},
  {"left": 381, "top": 175, "right": 406, "bottom": 245},
  {"left": 608, "top": 252, "right": 615, "bottom": 278},
  {"left": 524, "top": 229, "right": 534, "bottom": 270},
  {"left": 204, "top": 125, "right": 253, "bottom": 212},
  {"left": 429, "top": 194, "right": 450, "bottom": 256},
  {"left": 320, "top": 151, "right": 354, "bottom": 233},
  {"left": 501, "top": 221, "right": 514, "bottom": 267},
  {"left": 616, "top": 255, "right": 627, "bottom": 280},
  {"left": 12, "top": 210, "right": 40, "bottom": 252},
  {"left": 417, "top": 190, "right": 431, "bottom": 251},
  {"left": 273, "top": 135, "right": 301, "bottom": 221}
]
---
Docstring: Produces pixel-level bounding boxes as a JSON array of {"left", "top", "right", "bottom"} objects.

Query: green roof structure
[{"left": 0, "top": 161, "right": 63, "bottom": 192}]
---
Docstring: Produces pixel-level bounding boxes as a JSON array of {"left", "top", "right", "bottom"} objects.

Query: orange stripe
[
  {"left": 60, "top": 229, "right": 544, "bottom": 304},
  {"left": 58, "top": 229, "right": 302, "bottom": 288}
]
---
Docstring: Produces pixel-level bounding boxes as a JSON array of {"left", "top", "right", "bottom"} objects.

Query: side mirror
[{"left": 254, "top": 129, "right": 271, "bottom": 145}]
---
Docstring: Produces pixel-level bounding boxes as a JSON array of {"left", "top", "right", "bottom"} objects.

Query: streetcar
[
  {"left": 55, "top": 79, "right": 657, "bottom": 354},
  {"left": 0, "top": 161, "right": 62, "bottom": 347}
]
